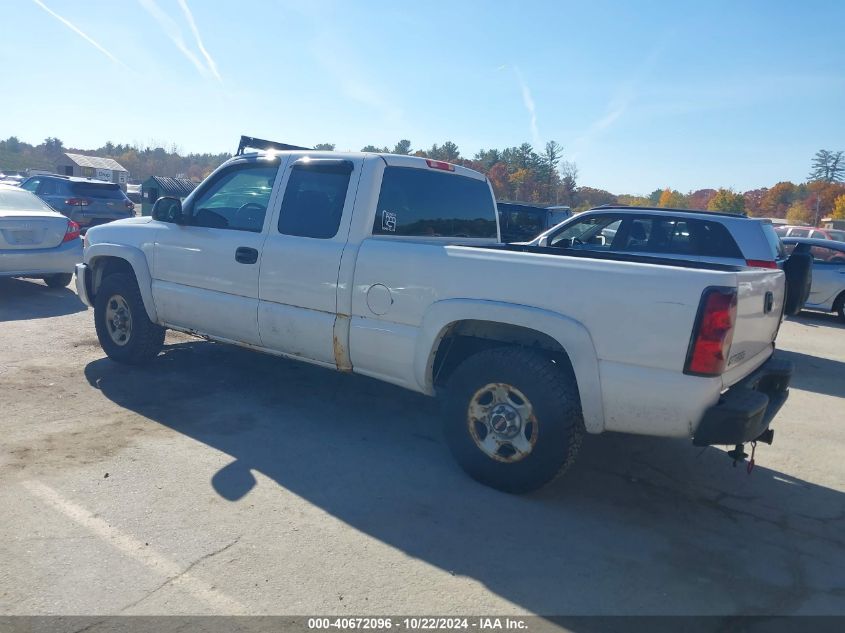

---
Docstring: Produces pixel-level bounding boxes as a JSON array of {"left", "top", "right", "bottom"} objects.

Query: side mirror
[{"left": 152, "top": 197, "right": 184, "bottom": 223}]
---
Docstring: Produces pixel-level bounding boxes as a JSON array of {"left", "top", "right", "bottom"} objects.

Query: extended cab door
[
  {"left": 258, "top": 156, "right": 362, "bottom": 366},
  {"left": 151, "top": 157, "right": 283, "bottom": 345}
]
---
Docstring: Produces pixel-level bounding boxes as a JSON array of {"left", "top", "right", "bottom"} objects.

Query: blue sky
[{"left": 1, "top": 0, "right": 843, "bottom": 194}]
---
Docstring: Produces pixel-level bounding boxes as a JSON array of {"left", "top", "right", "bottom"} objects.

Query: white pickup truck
[{"left": 76, "top": 149, "right": 793, "bottom": 492}]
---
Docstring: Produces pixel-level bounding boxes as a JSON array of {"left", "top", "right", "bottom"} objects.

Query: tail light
[
  {"left": 745, "top": 259, "right": 778, "bottom": 269},
  {"left": 425, "top": 159, "right": 455, "bottom": 172},
  {"left": 65, "top": 198, "right": 90, "bottom": 206},
  {"left": 125, "top": 200, "right": 135, "bottom": 213},
  {"left": 684, "top": 287, "right": 738, "bottom": 376},
  {"left": 62, "top": 220, "right": 81, "bottom": 243}
]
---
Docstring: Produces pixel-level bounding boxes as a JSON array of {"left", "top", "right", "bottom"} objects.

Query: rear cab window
[{"left": 373, "top": 167, "right": 497, "bottom": 239}]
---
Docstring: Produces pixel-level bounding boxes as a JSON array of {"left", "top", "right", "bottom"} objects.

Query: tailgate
[
  {"left": 0, "top": 215, "right": 68, "bottom": 250},
  {"left": 723, "top": 268, "right": 785, "bottom": 384}
]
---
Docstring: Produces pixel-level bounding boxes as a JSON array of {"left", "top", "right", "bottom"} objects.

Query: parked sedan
[
  {"left": 0, "top": 184, "right": 82, "bottom": 287},
  {"left": 774, "top": 225, "right": 845, "bottom": 242},
  {"left": 782, "top": 237, "right": 845, "bottom": 321}
]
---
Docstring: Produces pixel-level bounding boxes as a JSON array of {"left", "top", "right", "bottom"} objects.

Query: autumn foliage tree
[
  {"left": 786, "top": 201, "right": 813, "bottom": 225},
  {"left": 658, "top": 188, "right": 688, "bottom": 208},
  {"left": 707, "top": 188, "right": 746, "bottom": 214},
  {"left": 832, "top": 194, "right": 845, "bottom": 220}
]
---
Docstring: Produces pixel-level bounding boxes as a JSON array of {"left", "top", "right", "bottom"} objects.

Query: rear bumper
[
  {"left": 692, "top": 355, "right": 792, "bottom": 446},
  {"left": 0, "top": 239, "right": 82, "bottom": 277}
]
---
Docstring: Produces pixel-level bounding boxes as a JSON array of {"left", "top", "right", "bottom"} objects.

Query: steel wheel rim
[
  {"left": 105, "top": 294, "right": 132, "bottom": 346},
  {"left": 467, "top": 382, "right": 538, "bottom": 463}
]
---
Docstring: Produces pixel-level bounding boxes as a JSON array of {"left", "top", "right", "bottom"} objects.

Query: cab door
[
  {"left": 258, "top": 157, "right": 362, "bottom": 366},
  {"left": 151, "top": 158, "right": 284, "bottom": 345}
]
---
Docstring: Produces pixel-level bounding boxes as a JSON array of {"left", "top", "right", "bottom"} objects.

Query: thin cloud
[
  {"left": 514, "top": 67, "right": 541, "bottom": 147},
  {"left": 31, "top": 0, "right": 127, "bottom": 68},
  {"left": 177, "top": 0, "right": 221, "bottom": 83},
  {"left": 310, "top": 40, "right": 402, "bottom": 125},
  {"left": 499, "top": 65, "right": 541, "bottom": 147},
  {"left": 138, "top": 0, "right": 212, "bottom": 79},
  {"left": 569, "top": 44, "right": 665, "bottom": 159}
]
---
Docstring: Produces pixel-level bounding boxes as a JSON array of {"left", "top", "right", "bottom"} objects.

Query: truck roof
[{"left": 236, "top": 150, "right": 489, "bottom": 181}]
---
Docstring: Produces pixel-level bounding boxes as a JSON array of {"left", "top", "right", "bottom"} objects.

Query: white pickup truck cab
[{"left": 76, "top": 150, "right": 793, "bottom": 492}]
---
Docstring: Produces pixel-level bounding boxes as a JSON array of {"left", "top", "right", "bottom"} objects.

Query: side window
[
  {"left": 21, "top": 178, "right": 40, "bottom": 192},
  {"left": 811, "top": 246, "right": 845, "bottom": 263},
  {"left": 373, "top": 167, "right": 497, "bottom": 238},
  {"left": 617, "top": 217, "right": 695, "bottom": 254},
  {"left": 691, "top": 220, "right": 744, "bottom": 259},
  {"left": 810, "top": 230, "right": 827, "bottom": 239},
  {"left": 38, "top": 179, "right": 59, "bottom": 195},
  {"left": 188, "top": 163, "right": 278, "bottom": 232},
  {"left": 278, "top": 160, "right": 353, "bottom": 239},
  {"left": 790, "top": 228, "right": 810, "bottom": 237},
  {"left": 549, "top": 214, "right": 623, "bottom": 249}
]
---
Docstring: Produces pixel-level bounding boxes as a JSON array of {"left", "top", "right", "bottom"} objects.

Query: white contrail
[
  {"left": 177, "top": 0, "right": 222, "bottom": 83},
  {"left": 138, "top": 0, "right": 210, "bottom": 78},
  {"left": 32, "top": 0, "right": 127, "bottom": 68},
  {"left": 514, "top": 67, "right": 541, "bottom": 147}
]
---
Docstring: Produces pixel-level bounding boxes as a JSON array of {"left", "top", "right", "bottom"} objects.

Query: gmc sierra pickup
[{"left": 76, "top": 148, "right": 793, "bottom": 492}]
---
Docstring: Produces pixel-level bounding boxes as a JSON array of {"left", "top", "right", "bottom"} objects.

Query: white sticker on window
[{"left": 381, "top": 210, "right": 397, "bottom": 232}]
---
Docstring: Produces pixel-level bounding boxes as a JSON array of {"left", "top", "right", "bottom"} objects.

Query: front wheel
[
  {"left": 442, "top": 347, "right": 584, "bottom": 493},
  {"left": 43, "top": 273, "right": 73, "bottom": 288},
  {"left": 94, "top": 273, "right": 165, "bottom": 364}
]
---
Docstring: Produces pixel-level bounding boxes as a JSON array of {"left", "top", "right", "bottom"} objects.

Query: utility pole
[{"left": 815, "top": 194, "right": 821, "bottom": 227}]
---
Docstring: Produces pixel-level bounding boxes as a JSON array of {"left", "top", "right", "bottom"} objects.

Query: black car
[
  {"left": 20, "top": 174, "right": 135, "bottom": 230},
  {"left": 497, "top": 201, "right": 572, "bottom": 243}
]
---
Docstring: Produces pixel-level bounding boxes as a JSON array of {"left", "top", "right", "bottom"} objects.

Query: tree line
[{"left": 3, "top": 135, "right": 844, "bottom": 221}]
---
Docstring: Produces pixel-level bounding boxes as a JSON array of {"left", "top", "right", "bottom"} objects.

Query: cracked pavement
[{"left": 1, "top": 276, "right": 844, "bottom": 615}]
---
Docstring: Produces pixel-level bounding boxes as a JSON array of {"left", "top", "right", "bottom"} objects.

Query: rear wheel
[
  {"left": 94, "top": 273, "right": 165, "bottom": 364},
  {"left": 442, "top": 346, "right": 584, "bottom": 493},
  {"left": 43, "top": 273, "right": 73, "bottom": 288}
]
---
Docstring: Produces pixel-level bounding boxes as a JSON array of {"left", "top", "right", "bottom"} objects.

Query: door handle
[{"left": 235, "top": 246, "right": 258, "bottom": 264}]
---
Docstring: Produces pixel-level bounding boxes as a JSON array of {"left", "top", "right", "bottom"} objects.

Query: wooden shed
[{"left": 55, "top": 153, "right": 128, "bottom": 188}]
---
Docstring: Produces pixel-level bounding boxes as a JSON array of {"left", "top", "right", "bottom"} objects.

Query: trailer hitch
[{"left": 728, "top": 441, "right": 760, "bottom": 474}]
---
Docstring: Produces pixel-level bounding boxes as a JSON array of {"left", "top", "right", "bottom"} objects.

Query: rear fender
[{"left": 415, "top": 299, "right": 605, "bottom": 433}]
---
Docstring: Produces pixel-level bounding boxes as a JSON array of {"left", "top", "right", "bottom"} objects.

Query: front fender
[
  {"left": 85, "top": 243, "right": 158, "bottom": 323},
  {"left": 414, "top": 299, "right": 605, "bottom": 434}
]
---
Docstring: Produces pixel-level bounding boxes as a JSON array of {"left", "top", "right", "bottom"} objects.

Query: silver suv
[
  {"left": 532, "top": 206, "right": 786, "bottom": 267},
  {"left": 530, "top": 205, "right": 811, "bottom": 313}
]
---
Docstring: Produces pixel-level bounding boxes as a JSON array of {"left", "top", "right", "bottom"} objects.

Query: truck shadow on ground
[
  {"left": 775, "top": 349, "right": 845, "bottom": 399},
  {"left": 787, "top": 311, "right": 845, "bottom": 330},
  {"left": 0, "top": 277, "right": 86, "bottom": 322},
  {"left": 84, "top": 340, "right": 845, "bottom": 615}
]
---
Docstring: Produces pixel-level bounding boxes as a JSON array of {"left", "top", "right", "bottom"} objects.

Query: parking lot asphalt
[{"left": 1, "top": 276, "right": 844, "bottom": 616}]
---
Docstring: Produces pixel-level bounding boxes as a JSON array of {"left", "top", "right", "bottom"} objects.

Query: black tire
[
  {"left": 94, "top": 273, "right": 165, "bottom": 364},
  {"left": 43, "top": 273, "right": 73, "bottom": 288},
  {"left": 783, "top": 250, "right": 812, "bottom": 316},
  {"left": 442, "top": 346, "right": 584, "bottom": 494},
  {"left": 835, "top": 293, "right": 845, "bottom": 323}
]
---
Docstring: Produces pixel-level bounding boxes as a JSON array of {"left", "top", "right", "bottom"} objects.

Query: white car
[
  {"left": 0, "top": 184, "right": 82, "bottom": 287},
  {"left": 782, "top": 237, "right": 845, "bottom": 321},
  {"left": 76, "top": 149, "right": 792, "bottom": 492}
]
